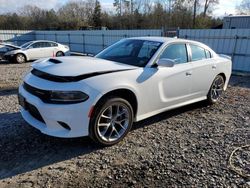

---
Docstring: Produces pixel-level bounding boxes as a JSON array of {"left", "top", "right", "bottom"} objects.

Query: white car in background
[
  {"left": 18, "top": 37, "right": 232, "bottom": 146},
  {"left": 0, "top": 43, "right": 20, "bottom": 60},
  {"left": 4, "top": 40, "right": 70, "bottom": 63}
]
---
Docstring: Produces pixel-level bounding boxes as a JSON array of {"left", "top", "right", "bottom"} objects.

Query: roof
[
  {"left": 29, "top": 40, "right": 58, "bottom": 43},
  {"left": 128, "top": 36, "right": 190, "bottom": 43},
  {"left": 224, "top": 15, "right": 250, "bottom": 18},
  {"left": 128, "top": 36, "right": 199, "bottom": 44},
  {"left": 126, "top": 36, "right": 215, "bottom": 54}
]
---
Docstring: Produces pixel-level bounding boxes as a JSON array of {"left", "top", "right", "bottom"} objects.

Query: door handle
[
  {"left": 186, "top": 71, "right": 192, "bottom": 76},
  {"left": 212, "top": 65, "right": 217, "bottom": 69}
]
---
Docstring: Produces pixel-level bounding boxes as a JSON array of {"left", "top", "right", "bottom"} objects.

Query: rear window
[
  {"left": 50, "top": 42, "right": 58, "bottom": 47},
  {"left": 190, "top": 44, "right": 206, "bottom": 61}
]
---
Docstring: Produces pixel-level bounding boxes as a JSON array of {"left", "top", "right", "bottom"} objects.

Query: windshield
[
  {"left": 96, "top": 39, "right": 162, "bottom": 67},
  {"left": 20, "top": 41, "right": 33, "bottom": 48}
]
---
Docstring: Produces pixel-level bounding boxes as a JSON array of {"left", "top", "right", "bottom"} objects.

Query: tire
[
  {"left": 15, "top": 53, "right": 26, "bottom": 64},
  {"left": 207, "top": 75, "right": 225, "bottom": 105},
  {"left": 89, "top": 97, "right": 134, "bottom": 146},
  {"left": 56, "top": 51, "right": 64, "bottom": 57}
]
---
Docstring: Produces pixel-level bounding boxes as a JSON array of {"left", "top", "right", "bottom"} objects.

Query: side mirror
[{"left": 157, "top": 58, "right": 175, "bottom": 67}]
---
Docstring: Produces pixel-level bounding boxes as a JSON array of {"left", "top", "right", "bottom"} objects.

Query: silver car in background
[
  {"left": 4, "top": 40, "right": 70, "bottom": 63},
  {"left": 0, "top": 43, "right": 20, "bottom": 60}
]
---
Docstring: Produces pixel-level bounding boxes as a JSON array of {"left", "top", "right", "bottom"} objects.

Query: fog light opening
[{"left": 58, "top": 121, "right": 71, "bottom": 131}]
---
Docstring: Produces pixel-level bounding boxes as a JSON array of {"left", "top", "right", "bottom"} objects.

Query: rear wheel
[
  {"left": 15, "top": 53, "right": 26, "bottom": 64},
  {"left": 56, "top": 51, "right": 64, "bottom": 57},
  {"left": 89, "top": 97, "right": 134, "bottom": 146},
  {"left": 207, "top": 75, "right": 225, "bottom": 104}
]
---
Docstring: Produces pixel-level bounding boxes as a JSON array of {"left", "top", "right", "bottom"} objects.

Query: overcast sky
[{"left": 0, "top": 0, "right": 242, "bottom": 17}]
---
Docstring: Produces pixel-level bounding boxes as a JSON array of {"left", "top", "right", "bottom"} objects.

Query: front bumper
[
  {"left": 3, "top": 54, "right": 15, "bottom": 61},
  {"left": 19, "top": 75, "right": 100, "bottom": 138}
]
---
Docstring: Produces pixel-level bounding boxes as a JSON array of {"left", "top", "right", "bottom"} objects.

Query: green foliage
[
  {"left": 0, "top": 0, "right": 222, "bottom": 30},
  {"left": 92, "top": 1, "right": 102, "bottom": 27}
]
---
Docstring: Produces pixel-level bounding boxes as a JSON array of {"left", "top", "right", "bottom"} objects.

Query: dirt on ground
[{"left": 0, "top": 62, "right": 249, "bottom": 187}]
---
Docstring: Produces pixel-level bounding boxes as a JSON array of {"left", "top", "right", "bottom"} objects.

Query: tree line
[{"left": 0, "top": 0, "right": 248, "bottom": 30}]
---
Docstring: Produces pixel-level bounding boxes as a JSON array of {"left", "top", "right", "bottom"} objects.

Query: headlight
[{"left": 50, "top": 91, "right": 89, "bottom": 104}]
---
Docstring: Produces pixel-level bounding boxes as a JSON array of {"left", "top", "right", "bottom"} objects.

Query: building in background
[{"left": 223, "top": 15, "right": 250, "bottom": 29}]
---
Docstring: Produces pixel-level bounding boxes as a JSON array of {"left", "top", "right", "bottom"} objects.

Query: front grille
[
  {"left": 23, "top": 82, "right": 50, "bottom": 103},
  {"left": 26, "top": 102, "right": 45, "bottom": 123}
]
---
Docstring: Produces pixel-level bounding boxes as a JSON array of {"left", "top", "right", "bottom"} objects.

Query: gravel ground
[{"left": 0, "top": 62, "right": 249, "bottom": 187}]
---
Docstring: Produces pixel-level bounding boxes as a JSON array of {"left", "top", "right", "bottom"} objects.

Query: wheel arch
[
  {"left": 218, "top": 72, "right": 226, "bottom": 82},
  {"left": 56, "top": 50, "right": 64, "bottom": 55},
  {"left": 15, "top": 52, "right": 28, "bottom": 62},
  {"left": 94, "top": 88, "right": 138, "bottom": 118}
]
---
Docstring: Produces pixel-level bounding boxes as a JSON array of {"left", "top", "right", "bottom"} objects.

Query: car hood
[
  {"left": 6, "top": 44, "right": 21, "bottom": 50},
  {"left": 4, "top": 48, "right": 23, "bottom": 55},
  {"left": 32, "top": 56, "right": 137, "bottom": 78},
  {"left": 0, "top": 43, "right": 21, "bottom": 49}
]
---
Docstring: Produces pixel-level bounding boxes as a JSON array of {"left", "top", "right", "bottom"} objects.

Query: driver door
[
  {"left": 156, "top": 43, "right": 193, "bottom": 107},
  {"left": 26, "top": 42, "right": 44, "bottom": 60}
]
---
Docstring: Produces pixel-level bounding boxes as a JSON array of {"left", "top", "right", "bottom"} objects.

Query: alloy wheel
[
  {"left": 56, "top": 51, "right": 64, "bottom": 57},
  {"left": 16, "top": 54, "right": 25, "bottom": 63},
  {"left": 211, "top": 76, "right": 224, "bottom": 101},
  {"left": 97, "top": 103, "right": 130, "bottom": 142}
]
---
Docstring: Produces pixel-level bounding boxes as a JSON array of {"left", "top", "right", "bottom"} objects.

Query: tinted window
[
  {"left": 30, "top": 42, "right": 44, "bottom": 48},
  {"left": 190, "top": 45, "right": 206, "bottom": 61},
  {"left": 160, "top": 44, "right": 188, "bottom": 64},
  {"left": 30, "top": 42, "right": 56, "bottom": 48},
  {"left": 43, "top": 42, "right": 56, "bottom": 47},
  {"left": 45, "top": 42, "right": 58, "bottom": 47},
  {"left": 96, "top": 39, "right": 162, "bottom": 67}
]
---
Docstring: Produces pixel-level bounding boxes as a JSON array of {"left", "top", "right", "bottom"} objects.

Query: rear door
[
  {"left": 42, "top": 42, "right": 58, "bottom": 57},
  {"left": 188, "top": 44, "right": 216, "bottom": 97}
]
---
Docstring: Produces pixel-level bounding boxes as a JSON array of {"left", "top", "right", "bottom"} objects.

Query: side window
[
  {"left": 30, "top": 42, "right": 43, "bottom": 48},
  {"left": 205, "top": 49, "right": 211, "bottom": 58},
  {"left": 51, "top": 42, "right": 58, "bottom": 47},
  {"left": 43, "top": 42, "right": 52, "bottom": 47},
  {"left": 190, "top": 44, "right": 206, "bottom": 61},
  {"left": 160, "top": 44, "right": 188, "bottom": 64}
]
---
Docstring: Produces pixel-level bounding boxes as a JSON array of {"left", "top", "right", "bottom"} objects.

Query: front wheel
[
  {"left": 15, "top": 53, "right": 26, "bottom": 64},
  {"left": 89, "top": 97, "right": 134, "bottom": 146},
  {"left": 207, "top": 75, "right": 225, "bottom": 104}
]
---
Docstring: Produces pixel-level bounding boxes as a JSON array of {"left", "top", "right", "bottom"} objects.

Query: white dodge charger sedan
[
  {"left": 18, "top": 37, "right": 232, "bottom": 145},
  {"left": 4, "top": 40, "right": 70, "bottom": 63}
]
